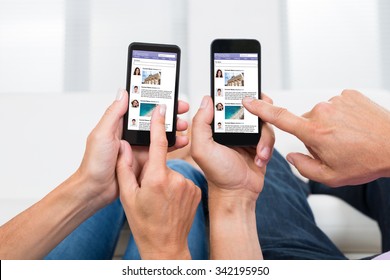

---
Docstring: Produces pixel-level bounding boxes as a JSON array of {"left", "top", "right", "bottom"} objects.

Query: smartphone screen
[
  {"left": 211, "top": 39, "right": 261, "bottom": 146},
  {"left": 123, "top": 43, "right": 180, "bottom": 146}
]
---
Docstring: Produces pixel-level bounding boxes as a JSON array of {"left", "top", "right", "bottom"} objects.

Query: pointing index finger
[
  {"left": 242, "top": 97, "right": 308, "bottom": 140},
  {"left": 148, "top": 104, "right": 169, "bottom": 170}
]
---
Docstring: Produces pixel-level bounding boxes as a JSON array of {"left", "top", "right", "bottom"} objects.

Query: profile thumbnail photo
[
  {"left": 142, "top": 69, "right": 161, "bottom": 85},
  {"left": 224, "top": 71, "right": 244, "bottom": 87},
  {"left": 225, "top": 105, "right": 244, "bottom": 120}
]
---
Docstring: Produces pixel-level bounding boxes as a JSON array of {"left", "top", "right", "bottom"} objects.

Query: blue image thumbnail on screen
[
  {"left": 140, "top": 103, "right": 157, "bottom": 117},
  {"left": 225, "top": 106, "right": 244, "bottom": 120}
]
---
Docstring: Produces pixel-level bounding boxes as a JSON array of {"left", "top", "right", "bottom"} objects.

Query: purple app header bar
[
  {"left": 133, "top": 50, "right": 177, "bottom": 61},
  {"left": 214, "top": 53, "right": 258, "bottom": 60}
]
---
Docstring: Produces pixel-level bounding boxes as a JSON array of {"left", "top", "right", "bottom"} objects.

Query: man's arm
[
  {"left": 0, "top": 172, "right": 103, "bottom": 259},
  {"left": 191, "top": 95, "right": 275, "bottom": 259},
  {"left": 0, "top": 88, "right": 191, "bottom": 259},
  {"left": 0, "top": 90, "right": 129, "bottom": 259},
  {"left": 208, "top": 194, "right": 261, "bottom": 259},
  {"left": 243, "top": 89, "right": 390, "bottom": 186}
]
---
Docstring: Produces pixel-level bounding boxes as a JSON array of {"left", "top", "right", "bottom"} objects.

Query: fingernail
[
  {"left": 259, "top": 147, "right": 271, "bottom": 160},
  {"left": 159, "top": 104, "right": 166, "bottom": 116},
  {"left": 286, "top": 155, "right": 294, "bottom": 165},
  {"left": 200, "top": 96, "right": 209, "bottom": 109},
  {"left": 255, "top": 155, "right": 264, "bottom": 168},
  {"left": 243, "top": 96, "right": 254, "bottom": 104},
  {"left": 116, "top": 88, "right": 125, "bottom": 101}
]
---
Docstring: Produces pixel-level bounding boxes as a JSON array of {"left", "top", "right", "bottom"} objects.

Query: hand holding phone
[
  {"left": 123, "top": 42, "right": 181, "bottom": 146},
  {"left": 117, "top": 104, "right": 200, "bottom": 260},
  {"left": 211, "top": 39, "right": 261, "bottom": 146}
]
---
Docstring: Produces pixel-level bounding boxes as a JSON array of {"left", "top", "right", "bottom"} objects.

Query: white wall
[
  {"left": 0, "top": 93, "right": 116, "bottom": 225},
  {"left": 1, "top": 0, "right": 388, "bottom": 96},
  {"left": 0, "top": 0, "right": 64, "bottom": 94},
  {"left": 89, "top": 0, "right": 188, "bottom": 94},
  {"left": 287, "top": 0, "right": 382, "bottom": 89},
  {"left": 187, "top": 0, "right": 283, "bottom": 114}
]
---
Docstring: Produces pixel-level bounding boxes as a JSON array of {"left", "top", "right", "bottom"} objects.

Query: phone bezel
[
  {"left": 123, "top": 42, "right": 181, "bottom": 147},
  {"left": 211, "top": 39, "right": 261, "bottom": 146}
]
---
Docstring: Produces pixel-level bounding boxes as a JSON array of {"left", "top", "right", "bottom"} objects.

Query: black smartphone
[
  {"left": 123, "top": 42, "right": 181, "bottom": 146},
  {"left": 211, "top": 39, "right": 261, "bottom": 146}
]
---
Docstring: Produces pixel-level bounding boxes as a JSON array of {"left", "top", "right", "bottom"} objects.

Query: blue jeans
[
  {"left": 256, "top": 150, "right": 346, "bottom": 259},
  {"left": 310, "top": 178, "right": 390, "bottom": 253},
  {"left": 45, "top": 160, "right": 209, "bottom": 260},
  {"left": 46, "top": 150, "right": 389, "bottom": 259}
]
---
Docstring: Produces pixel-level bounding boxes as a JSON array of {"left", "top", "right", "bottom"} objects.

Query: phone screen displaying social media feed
[
  {"left": 213, "top": 53, "right": 259, "bottom": 134},
  {"left": 127, "top": 50, "right": 177, "bottom": 132}
]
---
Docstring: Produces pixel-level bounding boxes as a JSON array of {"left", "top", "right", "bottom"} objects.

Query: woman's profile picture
[
  {"left": 217, "top": 122, "right": 222, "bottom": 129},
  {"left": 133, "top": 67, "right": 141, "bottom": 75},
  {"left": 131, "top": 99, "right": 139, "bottom": 108},
  {"left": 216, "top": 69, "right": 223, "bottom": 78},
  {"left": 216, "top": 102, "right": 224, "bottom": 111}
]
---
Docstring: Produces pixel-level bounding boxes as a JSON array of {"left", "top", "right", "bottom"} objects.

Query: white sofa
[{"left": 0, "top": 89, "right": 388, "bottom": 258}]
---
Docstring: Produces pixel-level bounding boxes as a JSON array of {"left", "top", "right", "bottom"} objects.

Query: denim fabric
[
  {"left": 47, "top": 151, "right": 373, "bottom": 260},
  {"left": 45, "top": 160, "right": 209, "bottom": 260},
  {"left": 310, "top": 178, "right": 390, "bottom": 253},
  {"left": 45, "top": 198, "right": 126, "bottom": 260},
  {"left": 256, "top": 150, "right": 346, "bottom": 259}
]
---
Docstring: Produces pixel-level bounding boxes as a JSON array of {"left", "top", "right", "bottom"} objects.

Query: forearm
[
  {"left": 0, "top": 172, "right": 100, "bottom": 259},
  {"left": 209, "top": 193, "right": 262, "bottom": 260}
]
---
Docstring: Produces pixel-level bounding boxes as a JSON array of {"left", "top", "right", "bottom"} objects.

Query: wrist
[
  {"left": 374, "top": 118, "right": 390, "bottom": 178},
  {"left": 209, "top": 195, "right": 257, "bottom": 226},
  {"left": 16, "top": 172, "right": 104, "bottom": 258},
  {"left": 381, "top": 145, "right": 390, "bottom": 178},
  {"left": 140, "top": 246, "right": 192, "bottom": 260},
  {"left": 208, "top": 183, "right": 259, "bottom": 206},
  {"left": 62, "top": 170, "right": 105, "bottom": 215},
  {"left": 208, "top": 190, "right": 261, "bottom": 260}
]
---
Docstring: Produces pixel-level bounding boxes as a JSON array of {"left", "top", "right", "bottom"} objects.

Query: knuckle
[
  {"left": 147, "top": 178, "right": 164, "bottom": 189},
  {"left": 319, "top": 166, "right": 339, "bottom": 187},
  {"left": 144, "top": 171, "right": 167, "bottom": 187},
  {"left": 194, "top": 185, "right": 202, "bottom": 201},
  {"left": 190, "top": 142, "right": 203, "bottom": 162},
  {"left": 87, "top": 130, "right": 101, "bottom": 144},
  {"left": 153, "top": 136, "right": 168, "bottom": 149},
  {"left": 272, "top": 107, "right": 289, "bottom": 123},
  {"left": 175, "top": 174, "right": 187, "bottom": 187},
  {"left": 191, "top": 113, "right": 203, "bottom": 128},
  {"left": 265, "top": 123, "right": 275, "bottom": 139},
  {"left": 328, "top": 95, "right": 339, "bottom": 103},
  {"left": 167, "top": 173, "right": 186, "bottom": 192},
  {"left": 341, "top": 89, "right": 353, "bottom": 96},
  {"left": 104, "top": 105, "right": 117, "bottom": 119},
  {"left": 312, "top": 101, "right": 331, "bottom": 114},
  {"left": 261, "top": 93, "right": 273, "bottom": 105},
  {"left": 260, "top": 124, "right": 276, "bottom": 148},
  {"left": 186, "top": 181, "right": 201, "bottom": 200},
  {"left": 341, "top": 89, "right": 360, "bottom": 99}
]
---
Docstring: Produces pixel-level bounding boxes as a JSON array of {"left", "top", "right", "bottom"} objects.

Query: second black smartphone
[
  {"left": 122, "top": 42, "right": 181, "bottom": 146},
  {"left": 211, "top": 39, "right": 261, "bottom": 146}
]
